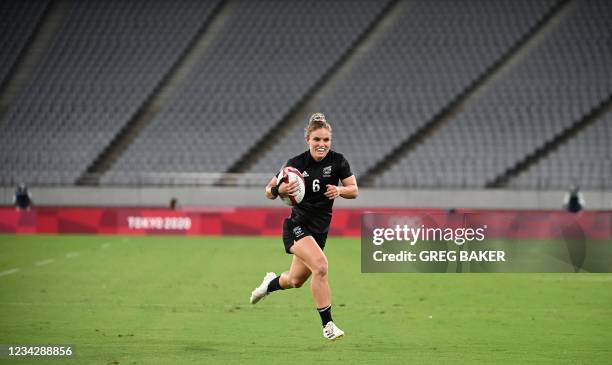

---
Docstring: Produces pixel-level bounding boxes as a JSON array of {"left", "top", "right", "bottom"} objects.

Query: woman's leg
[
  {"left": 250, "top": 242, "right": 313, "bottom": 303},
  {"left": 279, "top": 255, "right": 311, "bottom": 288},
  {"left": 250, "top": 234, "right": 343, "bottom": 339},
  {"left": 289, "top": 235, "right": 330, "bottom": 308},
  {"left": 290, "top": 235, "right": 343, "bottom": 339}
]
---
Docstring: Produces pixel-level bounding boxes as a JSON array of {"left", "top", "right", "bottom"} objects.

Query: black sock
[
  {"left": 266, "top": 276, "right": 284, "bottom": 293},
  {"left": 317, "top": 305, "right": 333, "bottom": 326}
]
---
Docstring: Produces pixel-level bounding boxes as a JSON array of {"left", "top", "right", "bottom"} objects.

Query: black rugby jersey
[{"left": 276, "top": 150, "right": 353, "bottom": 233}]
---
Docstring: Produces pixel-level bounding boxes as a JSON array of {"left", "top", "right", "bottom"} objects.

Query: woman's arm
[
  {"left": 325, "top": 175, "right": 358, "bottom": 200},
  {"left": 265, "top": 176, "right": 299, "bottom": 200}
]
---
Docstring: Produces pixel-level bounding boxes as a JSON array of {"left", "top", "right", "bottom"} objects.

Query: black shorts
[{"left": 282, "top": 218, "right": 328, "bottom": 254}]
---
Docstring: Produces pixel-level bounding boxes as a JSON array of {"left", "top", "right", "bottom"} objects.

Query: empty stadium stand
[
  {"left": 0, "top": 0, "right": 50, "bottom": 92},
  {"left": 101, "top": 0, "right": 393, "bottom": 185},
  {"left": 0, "top": 0, "right": 221, "bottom": 185},
  {"left": 374, "top": 0, "right": 612, "bottom": 189},
  {"left": 510, "top": 111, "right": 612, "bottom": 190},
  {"left": 246, "top": 0, "right": 560, "bottom": 181},
  {"left": 0, "top": 0, "right": 610, "bottom": 191}
]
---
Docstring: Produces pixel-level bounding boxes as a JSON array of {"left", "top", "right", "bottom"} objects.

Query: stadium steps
[
  {"left": 0, "top": 0, "right": 68, "bottom": 122},
  {"left": 76, "top": 0, "right": 229, "bottom": 186},
  {"left": 358, "top": 0, "right": 572, "bottom": 187},
  {"left": 217, "top": 0, "right": 401, "bottom": 185},
  {"left": 487, "top": 92, "right": 612, "bottom": 188}
]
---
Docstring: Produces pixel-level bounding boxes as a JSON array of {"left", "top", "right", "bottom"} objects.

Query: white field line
[
  {"left": 531, "top": 275, "right": 612, "bottom": 282},
  {"left": 35, "top": 259, "right": 55, "bottom": 266},
  {"left": 0, "top": 268, "right": 19, "bottom": 277},
  {"left": 4, "top": 248, "right": 93, "bottom": 278}
]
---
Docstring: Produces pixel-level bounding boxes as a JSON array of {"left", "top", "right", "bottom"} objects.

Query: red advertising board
[{"left": 0, "top": 206, "right": 610, "bottom": 239}]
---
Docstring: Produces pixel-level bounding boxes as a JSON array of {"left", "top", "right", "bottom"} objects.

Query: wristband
[{"left": 271, "top": 185, "right": 280, "bottom": 198}]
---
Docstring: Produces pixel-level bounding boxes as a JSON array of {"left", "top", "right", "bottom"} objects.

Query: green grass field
[{"left": 1, "top": 234, "right": 611, "bottom": 364}]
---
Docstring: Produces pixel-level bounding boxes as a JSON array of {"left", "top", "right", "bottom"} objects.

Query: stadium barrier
[{"left": 0, "top": 207, "right": 610, "bottom": 239}]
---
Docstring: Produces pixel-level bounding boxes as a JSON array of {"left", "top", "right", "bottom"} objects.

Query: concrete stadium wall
[{"left": 2, "top": 186, "right": 612, "bottom": 210}]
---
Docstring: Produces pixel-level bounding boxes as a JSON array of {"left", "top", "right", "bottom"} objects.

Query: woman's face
[{"left": 307, "top": 127, "right": 332, "bottom": 161}]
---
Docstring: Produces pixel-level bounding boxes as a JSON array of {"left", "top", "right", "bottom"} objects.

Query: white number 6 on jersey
[{"left": 313, "top": 179, "right": 320, "bottom": 192}]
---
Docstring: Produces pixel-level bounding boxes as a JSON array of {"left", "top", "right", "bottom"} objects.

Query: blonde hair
[{"left": 304, "top": 112, "right": 332, "bottom": 139}]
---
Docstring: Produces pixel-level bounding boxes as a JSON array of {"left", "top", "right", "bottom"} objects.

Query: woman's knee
[
  {"left": 311, "top": 256, "right": 328, "bottom": 277},
  {"left": 289, "top": 276, "right": 306, "bottom": 288}
]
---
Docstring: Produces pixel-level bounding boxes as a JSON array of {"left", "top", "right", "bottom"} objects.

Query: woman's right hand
[{"left": 278, "top": 180, "right": 299, "bottom": 197}]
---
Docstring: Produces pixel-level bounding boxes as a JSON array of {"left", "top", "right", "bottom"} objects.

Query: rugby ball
[{"left": 279, "top": 167, "right": 305, "bottom": 206}]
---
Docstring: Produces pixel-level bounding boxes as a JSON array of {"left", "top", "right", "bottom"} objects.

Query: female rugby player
[{"left": 250, "top": 113, "right": 358, "bottom": 341}]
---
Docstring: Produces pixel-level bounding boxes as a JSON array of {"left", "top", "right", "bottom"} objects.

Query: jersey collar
[{"left": 307, "top": 150, "right": 331, "bottom": 165}]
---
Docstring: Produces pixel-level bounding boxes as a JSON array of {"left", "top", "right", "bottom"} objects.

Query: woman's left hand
[{"left": 324, "top": 185, "right": 341, "bottom": 200}]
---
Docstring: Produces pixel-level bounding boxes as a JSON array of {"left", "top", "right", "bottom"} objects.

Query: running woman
[{"left": 250, "top": 113, "right": 358, "bottom": 340}]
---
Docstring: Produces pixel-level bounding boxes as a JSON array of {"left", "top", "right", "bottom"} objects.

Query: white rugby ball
[{"left": 279, "top": 166, "right": 305, "bottom": 206}]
